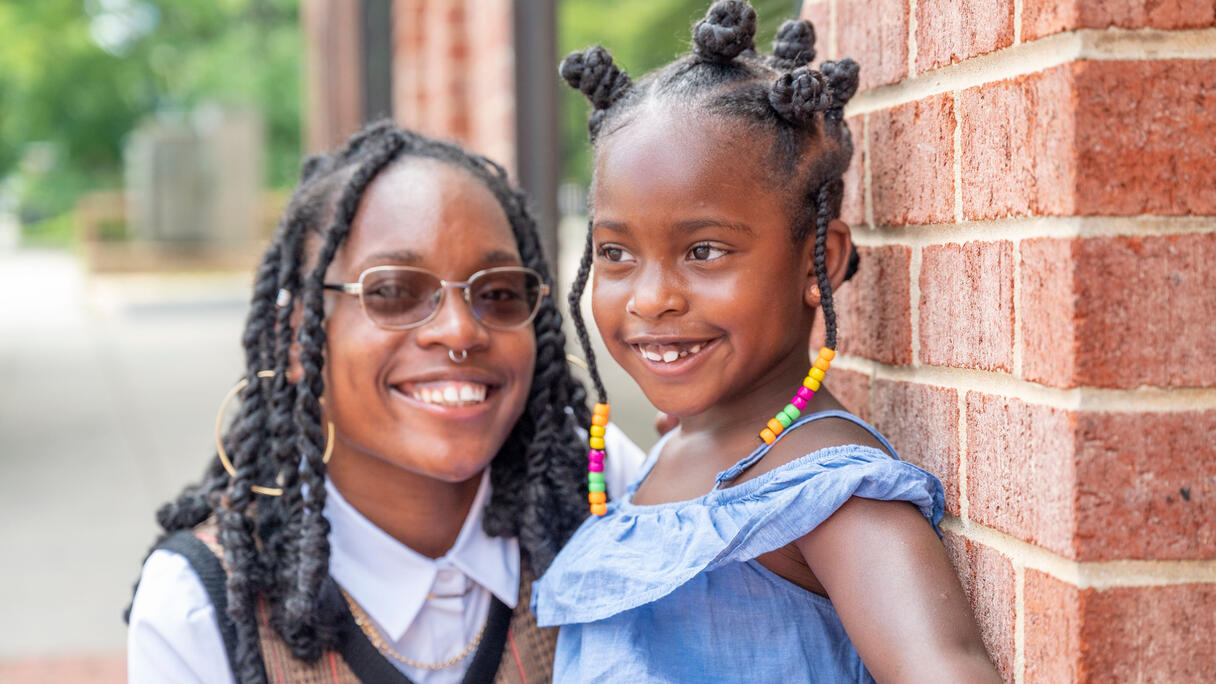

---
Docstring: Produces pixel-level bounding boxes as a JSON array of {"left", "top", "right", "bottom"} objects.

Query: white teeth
[
  {"left": 643, "top": 350, "right": 662, "bottom": 361},
  {"left": 638, "top": 342, "right": 709, "bottom": 364},
  {"left": 662, "top": 350, "right": 679, "bottom": 362},
  {"left": 408, "top": 381, "right": 488, "bottom": 406},
  {"left": 689, "top": 344, "right": 702, "bottom": 354}
]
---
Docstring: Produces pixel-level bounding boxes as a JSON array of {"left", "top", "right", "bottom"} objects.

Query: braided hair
[
  {"left": 561, "top": 0, "right": 861, "bottom": 403},
  {"left": 132, "top": 122, "right": 590, "bottom": 683}
]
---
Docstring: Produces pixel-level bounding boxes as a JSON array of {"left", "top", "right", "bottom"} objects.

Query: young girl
[
  {"left": 534, "top": 2, "right": 1001, "bottom": 681},
  {"left": 126, "top": 123, "right": 643, "bottom": 683}
]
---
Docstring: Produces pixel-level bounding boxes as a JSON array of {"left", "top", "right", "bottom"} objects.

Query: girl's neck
[{"left": 326, "top": 454, "right": 482, "bottom": 559}]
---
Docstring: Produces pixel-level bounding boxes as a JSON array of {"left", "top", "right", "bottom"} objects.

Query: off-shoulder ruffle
[{"left": 533, "top": 444, "right": 944, "bottom": 626}]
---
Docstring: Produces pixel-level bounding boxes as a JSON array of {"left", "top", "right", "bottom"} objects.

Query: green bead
[
  {"left": 783, "top": 404, "right": 801, "bottom": 421},
  {"left": 776, "top": 412, "right": 792, "bottom": 428},
  {"left": 588, "top": 471, "right": 605, "bottom": 486},
  {"left": 588, "top": 481, "right": 606, "bottom": 493}
]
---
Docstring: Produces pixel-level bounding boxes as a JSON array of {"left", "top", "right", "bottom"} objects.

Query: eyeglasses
[{"left": 323, "top": 265, "right": 549, "bottom": 331}]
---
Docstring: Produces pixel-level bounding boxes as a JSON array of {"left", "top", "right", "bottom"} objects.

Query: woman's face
[{"left": 321, "top": 158, "right": 537, "bottom": 484}]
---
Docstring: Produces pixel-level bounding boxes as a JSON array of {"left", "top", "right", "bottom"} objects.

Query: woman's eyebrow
[{"left": 357, "top": 248, "right": 522, "bottom": 270}]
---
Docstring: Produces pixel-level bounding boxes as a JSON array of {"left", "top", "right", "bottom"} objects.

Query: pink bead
[
  {"left": 588, "top": 449, "right": 605, "bottom": 463},
  {"left": 796, "top": 386, "right": 814, "bottom": 401},
  {"left": 791, "top": 396, "right": 807, "bottom": 410},
  {"left": 588, "top": 462, "right": 604, "bottom": 472}
]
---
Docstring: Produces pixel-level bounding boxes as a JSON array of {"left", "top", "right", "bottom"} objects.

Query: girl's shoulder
[{"left": 533, "top": 411, "right": 946, "bottom": 626}]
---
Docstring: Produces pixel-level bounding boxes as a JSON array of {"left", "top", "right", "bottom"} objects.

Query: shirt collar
[{"left": 324, "top": 470, "right": 520, "bottom": 641}]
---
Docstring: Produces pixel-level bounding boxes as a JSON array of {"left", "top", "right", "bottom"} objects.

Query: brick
[
  {"left": 1073, "top": 61, "right": 1216, "bottom": 216},
  {"left": 799, "top": 1, "right": 831, "bottom": 56},
  {"left": 870, "top": 94, "right": 955, "bottom": 226},
  {"left": 835, "top": 0, "right": 909, "bottom": 90},
  {"left": 840, "top": 114, "right": 865, "bottom": 227},
  {"left": 1023, "top": 0, "right": 1216, "bottom": 41},
  {"left": 1021, "top": 234, "right": 1216, "bottom": 389},
  {"left": 826, "top": 367, "right": 872, "bottom": 422},
  {"left": 1026, "top": 571, "right": 1216, "bottom": 681},
  {"left": 966, "top": 392, "right": 1077, "bottom": 555},
  {"left": 919, "top": 241, "right": 1014, "bottom": 372},
  {"left": 942, "top": 532, "right": 1016, "bottom": 681},
  {"left": 871, "top": 380, "right": 960, "bottom": 514},
  {"left": 836, "top": 245, "right": 913, "bottom": 365},
  {"left": 1074, "top": 411, "right": 1216, "bottom": 560},
  {"left": 959, "top": 65, "right": 1076, "bottom": 220},
  {"left": 915, "top": 0, "right": 1015, "bottom": 73}
]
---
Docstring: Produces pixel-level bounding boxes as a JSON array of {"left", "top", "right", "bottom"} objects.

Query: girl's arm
[
  {"left": 795, "top": 497, "right": 1002, "bottom": 683},
  {"left": 127, "top": 549, "right": 236, "bottom": 684}
]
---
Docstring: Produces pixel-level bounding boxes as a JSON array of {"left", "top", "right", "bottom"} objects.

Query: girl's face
[
  {"left": 321, "top": 158, "right": 537, "bottom": 483},
  {"left": 590, "top": 107, "right": 825, "bottom": 418}
]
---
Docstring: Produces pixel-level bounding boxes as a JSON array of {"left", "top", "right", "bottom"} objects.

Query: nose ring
[{"left": 448, "top": 348, "right": 468, "bottom": 363}]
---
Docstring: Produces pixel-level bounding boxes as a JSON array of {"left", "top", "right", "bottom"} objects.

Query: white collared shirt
[{"left": 127, "top": 422, "right": 645, "bottom": 684}]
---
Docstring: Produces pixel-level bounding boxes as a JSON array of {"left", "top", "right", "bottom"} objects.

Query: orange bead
[
  {"left": 766, "top": 418, "right": 784, "bottom": 435},
  {"left": 590, "top": 502, "right": 608, "bottom": 516},
  {"left": 589, "top": 425, "right": 606, "bottom": 437},
  {"left": 819, "top": 347, "right": 835, "bottom": 361},
  {"left": 591, "top": 414, "right": 608, "bottom": 427},
  {"left": 809, "top": 368, "right": 826, "bottom": 381},
  {"left": 760, "top": 428, "right": 776, "bottom": 444},
  {"left": 589, "top": 491, "right": 607, "bottom": 504},
  {"left": 593, "top": 403, "right": 611, "bottom": 417},
  {"left": 814, "top": 357, "right": 830, "bottom": 371},
  {"left": 589, "top": 436, "right": 605, "bottom": 450},
  {"left": 803, "top": 376, "right": 821, "bottom": 391}
]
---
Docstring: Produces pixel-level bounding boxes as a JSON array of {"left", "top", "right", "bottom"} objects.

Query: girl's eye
[
  {"left": 596, "top": 244, "right": 635, "bottom": 263},
  {"left": 688, "top": 243, "right": 727, "bottom": 261}
]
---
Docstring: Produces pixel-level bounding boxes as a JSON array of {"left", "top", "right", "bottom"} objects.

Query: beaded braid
[
  {"left": 132, "top": 122, "right": 591, "bottom": 682},
  {"left": 562, "top": 0, "right": 862, "bottom": 452}
]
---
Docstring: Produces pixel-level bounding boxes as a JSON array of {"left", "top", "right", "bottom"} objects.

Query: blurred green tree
[
  {"left": 558, "top": 0, "right": 796, "bottom": 191},
  {"left": 0, "top": 0, "right": 300, "bottom": 225}
]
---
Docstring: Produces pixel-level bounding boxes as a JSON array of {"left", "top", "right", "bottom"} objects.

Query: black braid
[
  {"left": 813, "top": 182, "right": 839, "bottom": 350},
  {"left": 567, "top": 227, "right": 607, "bottom": 403},
  {"left": 132, "top": 122, "right": 591, "bottom": 681}
]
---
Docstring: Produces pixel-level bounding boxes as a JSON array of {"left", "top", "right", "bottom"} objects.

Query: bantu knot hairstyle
[
  {"left": 561, "top": 0, "right": 863, "bottom": 400},
  {"left": 130, "top": 122, "right": 590, "bottom": 684}
]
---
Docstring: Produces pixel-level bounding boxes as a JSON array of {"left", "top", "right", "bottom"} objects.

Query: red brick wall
[
  {"left": 802, "top": 1, "right": 1216, "bottom": 680},
  {"left": 392, "top": 0, "right": 517, "bottom": 173}
]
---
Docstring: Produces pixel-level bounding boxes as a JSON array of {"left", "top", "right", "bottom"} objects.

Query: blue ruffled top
[{"left": 532, "top": 410, "right": 945, "bottom": 683}]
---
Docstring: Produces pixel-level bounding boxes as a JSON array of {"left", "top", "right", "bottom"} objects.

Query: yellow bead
[
  {"left": 809, "top": 368, "right": 826, "bottom": 381},
  {"left": 590, "top": 425, "right": 606, "bottom": 437},
  {"left": 591, "top": 414, "right": 608, "bottom": 427},
  {"left": 766, "top": 418, "right": 784, "bottom": 435},
  {"left": 589, "top": 491, "right": 606, "bottom": 504},
  {"left": 760, "top": 428, "right": 776, "bottom": 444},
  {"left": 819, "top": 347, "right": 835, "bottom": 361},
  {"left": 589, "top": 436, "right": 605, "bottom": 450},
  {"left": 803, "top": 376, "right": 821, "bottom": 391},
  {"left": 814, "top": 357, "right": 830, "bottom": 371},
  {"left": 593, "top": 403, "right": 611, "bottom": 417},
  {"left": 590, "top": 503, "right": 608, "bottom": 516}
]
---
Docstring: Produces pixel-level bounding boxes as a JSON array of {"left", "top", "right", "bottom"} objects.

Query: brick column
[
  {"left": 801, "top": 1, "right": 1216, "bottom": 680},
  {"left": 301, "top": 0, "right": 365, "bottom": 153}
]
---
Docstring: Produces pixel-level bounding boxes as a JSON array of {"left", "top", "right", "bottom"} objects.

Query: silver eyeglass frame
[{"left": 323, "top": 265, "right": 550, "bottom": 331}]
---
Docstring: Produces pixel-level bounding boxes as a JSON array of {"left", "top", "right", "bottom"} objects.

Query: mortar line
[
  {"left": 940, "top": 516, "right": 1216, "bottom": 588},
  {"left": 832, "top": 355, "right": 1216, "bottom": 413},
  {"left": 846, "top": 28, "right": 1216, "bottom": 116},
  {"left": 1012, "top": 0, "right": 1023, "bottom": 45},
  {"left": 907, "top": 0, "right": 918, "bottom": 76},
  {"left": 1012, "top": 239, "right": 1023, "bottom": 378},
  {"left": 957, "top": 390, "right": 969, "bottom": 522},
  {"left": 1013, "top": 563, "right": 1026, "bottom": 684},
  {"left": 848, "top": 215, "right": 1216, "bottom": 247}
]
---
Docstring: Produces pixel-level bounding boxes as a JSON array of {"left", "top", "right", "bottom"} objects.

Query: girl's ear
[{"left": 804, "top": 218, "right": 853, "bottom": 308}]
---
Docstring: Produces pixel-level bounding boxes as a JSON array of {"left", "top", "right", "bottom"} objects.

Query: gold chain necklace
[{"left": 339, "top": 587, "right": 487, "bottom": 670}]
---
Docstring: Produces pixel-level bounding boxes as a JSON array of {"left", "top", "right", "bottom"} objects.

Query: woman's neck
[{"left": 326, "top": 454, "right": 483, "bottom": 559}]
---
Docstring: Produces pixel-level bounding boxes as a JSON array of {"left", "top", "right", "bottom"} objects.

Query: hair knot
[
  {"left": 769, "top": 66, "right": 830, "bottom": 124},
  {"left": 821, "top": 58, "right": 861, "bottom": 110},
  {"left": 692, "top": 0, "right": 757, "bottom": 64},
  {"left": 559, "top": 45, "right": 632, "bottom": 111},
  {"left": 772, "top": 19, "right": 816, "bottom": 69}
]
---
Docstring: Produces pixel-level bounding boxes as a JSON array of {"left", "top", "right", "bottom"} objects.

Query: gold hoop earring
[{"left": 214, "top": 370, "right": 335, "bottom": 497}]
